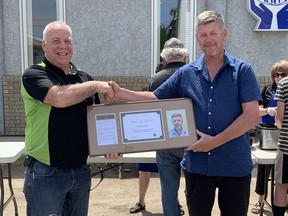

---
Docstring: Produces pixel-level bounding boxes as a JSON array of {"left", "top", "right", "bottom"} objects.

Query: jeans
[
  {"left": 156, "top": 148, "right": 184, "bottom": 216},
  {"left": 23, "top": 160, "right": 91, "bottom": 216}
]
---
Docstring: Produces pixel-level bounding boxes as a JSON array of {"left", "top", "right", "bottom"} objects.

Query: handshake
[
  {"left": 96, "top": 81, "right": 121, "bottom": 101},
  {"left": 95, "top": 80, "right": 157, "bottom": 105}
]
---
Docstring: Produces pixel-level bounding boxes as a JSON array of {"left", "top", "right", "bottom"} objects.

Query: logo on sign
[{"left": 247, "top": 0, "right": 288, "bottom": 31}]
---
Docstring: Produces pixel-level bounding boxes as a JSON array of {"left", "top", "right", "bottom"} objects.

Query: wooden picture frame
[{"left": 87, "top": 98, "right": 197, "bottom": 156}]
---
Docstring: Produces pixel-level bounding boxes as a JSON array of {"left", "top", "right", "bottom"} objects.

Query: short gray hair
[
  {"left": 171, "top": 113, "right": 182, "bottom": 119},
  {"left": 195, "top": 11, "right": 226, "bottom": 33},
  {"left": 42, "top": 21, "right": 72, "bottom": 42},
  {"left": 160, "top": 37, "right": 188, "bottom": 61}
]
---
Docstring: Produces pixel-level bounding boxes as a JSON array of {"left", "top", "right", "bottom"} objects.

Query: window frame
[
  {"left": 151, "top": 0, "right": 197, "bottom": 76},
  {"left": 19, "top": 0, "right": 66, "bottom": 72}
]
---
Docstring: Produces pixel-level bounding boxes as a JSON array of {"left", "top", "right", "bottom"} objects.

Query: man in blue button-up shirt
[{"left": 108, "top": 10, "right": 261, "bottom": 216}]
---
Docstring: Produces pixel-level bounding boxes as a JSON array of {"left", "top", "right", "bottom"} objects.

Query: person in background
[
  {"left": 155, "top": 61, "right": 165, "bottom": 73},
  {"left": 129, "top": 63, "right": 161, "bottom": 214},
  {"left": 147, "top": 37, "right": 187, "bottom": 216},
  {"left": 251, "top": 60, "right": 287, "bottom": 214},
  {"left": 129, "top": 163, "right": 158, "bottom": 213},
  {"left": 107, "top": 11, "right": 261, "bottom": 216},
  {"left": 273, "top": 60, "right": 288, "bottom": 216},
  {"left": 130, "top": 38, "right": 187, "bottom": 215},
  {"left": 21, "top": 21, "right": 117, "bottom": 216}
]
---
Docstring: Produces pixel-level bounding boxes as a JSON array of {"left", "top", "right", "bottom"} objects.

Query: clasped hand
[
  {"left": 186, "top": 130, "right": 216, "bottom": 152},
  {"left": 105, "top": 151, "right": 119, "bottom": 160},
  {"left": 104, "top": 81, "right": 121, "bottom": 101},
  {"left": 96, "top": 81, "right": 114, "bottom": 100}
]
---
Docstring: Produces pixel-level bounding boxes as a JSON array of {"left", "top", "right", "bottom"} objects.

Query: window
[
  {"left": 20, "top": 0, "right": 65, "bottom": 71},
  {"left": 19, "top": 1, "right": 194, "bottom": 75},
  {"left": 152, "top": 0, "right": 196, "bottom": 75},
  {"left": 160, "top": 0, "right": 179, "bottom": 49}
]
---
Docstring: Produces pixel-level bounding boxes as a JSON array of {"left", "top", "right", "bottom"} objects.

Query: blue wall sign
[{"left": 247, "top": 0, "right": 288, "bottom": 31}]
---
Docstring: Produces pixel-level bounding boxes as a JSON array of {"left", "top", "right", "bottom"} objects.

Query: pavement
[{"left": 0, "top": 136, "right": 279, "bottom": 215}]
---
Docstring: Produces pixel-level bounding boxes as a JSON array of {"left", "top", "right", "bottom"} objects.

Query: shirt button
[
  {"left": 208, "top": 126, "right": 211, "bottom": 129},
  {"left": 208, "top": 152, "right": 211, "bottom": 155},
  {"left": 209, "top": 99, "right": 212, "bottom": 102},
  {"left": 210, "top": 86, "right": 213, "bottom": 89},
  {"left": 208, "top": 112, "right": 211, "bottom": 115}
]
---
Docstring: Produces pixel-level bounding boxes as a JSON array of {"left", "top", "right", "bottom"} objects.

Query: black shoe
[
  {"left": 129, "top": 202, "right": 146, "bottom": 214},
  {"left": 251, "top": 201, "right": 261, "bottom": 214}
]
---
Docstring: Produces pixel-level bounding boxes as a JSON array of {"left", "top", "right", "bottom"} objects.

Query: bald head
[{"left": 43, "top": 21, "right": 72, "bottom": 42}]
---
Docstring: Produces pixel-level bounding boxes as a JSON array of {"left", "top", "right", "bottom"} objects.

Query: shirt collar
[
  {"left": 164, "top": 62, "right": 186, "bottom": 69},
  {"left": 191, "top": 49, "right": 234, "bottom": 72},
  {"left": 43, "top": 57, "right": 78, "bottom": 75}
]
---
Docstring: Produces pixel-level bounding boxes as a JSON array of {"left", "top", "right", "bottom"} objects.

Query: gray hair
[
  {"left": 42, "top": 21, "right": 72, "bottom": 42},
  {"left": 171, "top": 113, "right": 182, "bottom": 120},
  {"left": 160, "top": 38, "right": 188, "bottom": 61},
  {"left": 195, "top": 11, "right": 226, "bottom": 33}
]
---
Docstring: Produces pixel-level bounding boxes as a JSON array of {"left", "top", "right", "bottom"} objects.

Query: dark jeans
[
  {"left": 23, "top": 160, "right": 91, "bottom": 216},
  {"left": 183, "top": 171, "right": 251, "bottom": 216}
]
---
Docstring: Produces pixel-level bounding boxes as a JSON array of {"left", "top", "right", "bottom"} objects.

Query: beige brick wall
[
  {"left": 257, "top": 76, "right": 273, "bottom": 90},
  {"left": 2, "top": 75, "right": 271, "bottom": 136},
  {"left": 3, "top": 76, "right": 25, "bottom": 135}
]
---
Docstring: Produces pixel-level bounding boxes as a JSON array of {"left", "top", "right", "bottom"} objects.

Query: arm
[
  {"left": 187, "top": 100, "right": 259, "bottom": 152},
  {"left": 259, "top": 86, "right": 268, "bottom": 116},
  {"left": 44, "top": 81, "right": 112, "bottom": 108},
  {"left": 259, "top": 105, "right": 267, "bottom": 117},
  {"left": 275, "top": 101, "right": 285, "bottom": 129},
  {"left": 259, "top": 105, "right": 277, "bottom": 117},
  {"left": 259, "top": 85, "right": 277, "bottom": 117},
  {"left": 107, "top": 81, "right": 157, "bottom": 101}
]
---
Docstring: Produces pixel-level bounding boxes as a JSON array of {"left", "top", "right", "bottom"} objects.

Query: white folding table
[
  {"left": 0, "top": 141, "right": 25, "bottom": 216},
  {"left": 88, "top": 151, "right": 156, "bottom": 164},
  {"left": 251, "top": 146, "right": 276, "bottom": 216},
  {"left": 88, "top": 151, "right": 157, "bottom": 179}
]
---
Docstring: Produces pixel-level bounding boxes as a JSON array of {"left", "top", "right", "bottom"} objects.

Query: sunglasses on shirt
[{"left": 274, "top": 72, "right": 287, "bottom": 78}]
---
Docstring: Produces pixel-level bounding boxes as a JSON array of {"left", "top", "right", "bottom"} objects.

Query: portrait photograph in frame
[{"left": 166, "top": 109, "right": 189, "bottom": 138}]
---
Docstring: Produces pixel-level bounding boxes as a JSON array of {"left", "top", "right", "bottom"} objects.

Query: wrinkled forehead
[
  {"left": 196, "top": 21, "right": 222, "bottom": 32},
  {"left": 44, "top": 22, "right": 72, "bottom": 41},
  {"left": 46, "top": 31, "right": 72, "bottom": 43}
]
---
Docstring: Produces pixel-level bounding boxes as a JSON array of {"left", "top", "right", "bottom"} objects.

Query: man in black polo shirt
[{"left": 21, "top": 21, "right": 117, "bottom": 216}]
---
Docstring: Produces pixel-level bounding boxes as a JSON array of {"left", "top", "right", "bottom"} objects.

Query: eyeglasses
[{"left": 274, "top": 73, "right": 287, "bottom": 78}]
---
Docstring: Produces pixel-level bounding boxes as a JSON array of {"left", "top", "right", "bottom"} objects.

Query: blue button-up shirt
[
  {"left": 154, "top": 51, "right": 262, "bottom": 177},
  {"left": 169, "top": 128, "right": 189, "bottom": 137}
]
